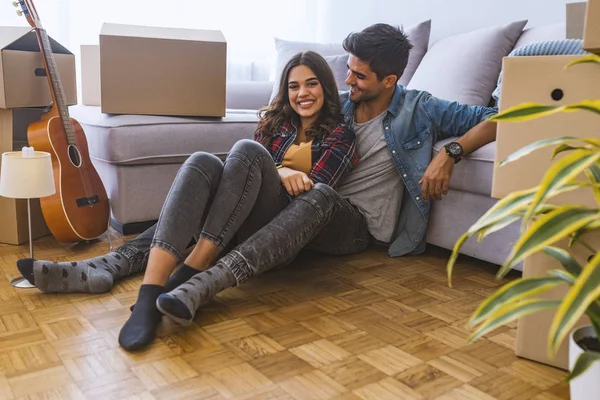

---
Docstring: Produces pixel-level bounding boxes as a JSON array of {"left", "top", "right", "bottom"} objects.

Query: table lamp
[{"left": 0, "top": 147, "right": 55, "bottom": 288}]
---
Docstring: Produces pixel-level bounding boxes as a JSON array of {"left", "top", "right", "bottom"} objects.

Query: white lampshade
[{"left": 0, "top": 150, "right": 56, "bottom": 199}]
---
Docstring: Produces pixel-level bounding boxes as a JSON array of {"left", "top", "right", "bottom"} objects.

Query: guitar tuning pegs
[
  {"left": 16, "top": 9, "right": 22, "bottom": 16},
  {"left": 12, "top": 1, "right": 18, "bottom": 7}
]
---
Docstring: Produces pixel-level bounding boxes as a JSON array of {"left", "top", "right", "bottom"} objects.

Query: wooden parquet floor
[{"left": 0, "top": 229, "right": 571, "bottom": 400}]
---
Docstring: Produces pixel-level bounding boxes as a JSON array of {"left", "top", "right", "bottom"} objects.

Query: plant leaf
[
  {"left": 566, "top": 351, "right": 600, "bottom": 382},
  {"left": 547, "top": 269, "right": 577, "bottom": 285},
  {"left": 477, "top": 214, "right": 523, "bottom": 242},
  {"left": 548, "top": 251, "right": 600, "bottom": 356},
  {"left": 542, "top": 246, "right": 583, "bottom": 276},
  {"left": 497, "top": 136, "right": 580, "bottom": 167},
  {"left": 446, "top": 184, "right": 580, "bottom": 286},
  {"left": 586, "top": 163, "right": 600, "bottom": 207},
  {"left": 447, "top": 232, "right": 470, "bottom": 288},
  {"left": 489, "top": 103, "right": 564, "bottom": 123},
  {"left": 551, "top": 144, "right": 587, "bottom": 160},
  {"left": 499, "top": 207, "right": 599, "bottom": 277},
  {"left": 565, "top": 54, "right": 600, "bottom": 68},
  {"left": 468, "top": 299, "right": 560, "bottom": 344},
  {"left": 563, "top": 100, "right": 600, "bottom": 117},
  {"left": 522, "top": 150, "right": 600, "bottom": 228},
  {"left": 468, "top": 276, "right": 566, "bottom": 327}
]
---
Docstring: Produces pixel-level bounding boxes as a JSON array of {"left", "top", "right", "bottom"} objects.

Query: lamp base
[{"left": 10, "top": 277, "right": 36, "bottom": 288}]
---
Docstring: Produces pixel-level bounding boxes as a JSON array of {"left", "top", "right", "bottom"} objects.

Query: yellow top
[{"left": 281, "top": 140, "right": 313, "bottom": 175}]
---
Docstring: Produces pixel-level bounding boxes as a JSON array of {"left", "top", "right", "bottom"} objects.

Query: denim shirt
[{"left": 340, "top": 85, "right": 497, "bottom": 257}]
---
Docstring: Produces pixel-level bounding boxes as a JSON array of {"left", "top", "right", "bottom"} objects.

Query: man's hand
[
  {"left": 278, "top": 167, "right": 314, "bottom": 196},
  {"left": 419, "top": 151, "right": 455, "bottom": 201}
]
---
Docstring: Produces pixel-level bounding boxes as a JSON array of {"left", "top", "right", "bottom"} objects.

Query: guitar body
[{"left": 27, "top": 115, "right": 110, "bottom": 243}]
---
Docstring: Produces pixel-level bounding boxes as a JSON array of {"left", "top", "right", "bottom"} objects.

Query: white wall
[{"left": 316, "top": 0, "right": 568, "bottom": 44}]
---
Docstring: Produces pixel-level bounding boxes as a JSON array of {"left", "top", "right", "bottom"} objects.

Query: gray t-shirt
[{"left": 336, "top": 110, "right": 404, "bottom": 243}]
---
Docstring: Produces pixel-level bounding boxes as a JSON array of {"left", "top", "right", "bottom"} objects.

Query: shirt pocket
[{"left": 402, "top": 126, "right": 431, "bottom": 150}]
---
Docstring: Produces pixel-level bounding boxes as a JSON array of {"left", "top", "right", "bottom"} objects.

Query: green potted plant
[{"left": 446, "top": 54, "right": 600, "bottom": 400}]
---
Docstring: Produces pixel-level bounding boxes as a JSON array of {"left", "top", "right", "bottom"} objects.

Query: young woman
[{"left": 17, "top": 50, "right": 358, "bottom": 351}]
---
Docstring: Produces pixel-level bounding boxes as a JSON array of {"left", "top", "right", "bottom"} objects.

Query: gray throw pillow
[{"left": 406, "top": 20, "right": 528, "bottom": 106}]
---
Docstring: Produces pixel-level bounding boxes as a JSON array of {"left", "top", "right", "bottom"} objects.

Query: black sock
[
  {"left": 129, "top": 264, "right": 201, "bottom": 311},
  {"left": 118, "top": 284, "right": 164, "bottom": 351},
  {"left": 165, "top": 263, "right": 201, "bottom": 291}
]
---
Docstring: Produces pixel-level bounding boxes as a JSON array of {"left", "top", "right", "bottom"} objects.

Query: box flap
[
  {"left": 100, "top": 22, "right": 226, "bottom": 43},
  {"left": 1, "top": 29, "right": 72, "bottom": 54},
  {"left": 0, "top": 26, "right": 31, "bottom": 49}
]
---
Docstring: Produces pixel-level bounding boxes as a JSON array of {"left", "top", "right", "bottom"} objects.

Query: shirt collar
[{"left": 342, "top": 85, "right": 404, "bottom": 123}]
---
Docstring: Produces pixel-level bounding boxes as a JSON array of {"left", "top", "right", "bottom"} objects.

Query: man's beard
[{"left": 350, "top": 88, "right": 377, "bottom": 104}]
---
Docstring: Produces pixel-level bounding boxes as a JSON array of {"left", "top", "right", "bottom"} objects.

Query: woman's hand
[{"left": 278, "top": 167, "right": 314, "bottom": 196}]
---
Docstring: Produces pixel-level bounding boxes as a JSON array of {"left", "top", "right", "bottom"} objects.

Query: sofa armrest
[{"left": 226, "top": 80, "right": 274, "bottom": 111}]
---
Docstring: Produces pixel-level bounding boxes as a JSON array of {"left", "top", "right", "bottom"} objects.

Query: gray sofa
[{"left": 69, "top": 20, "right": 568, "bottom": 270}]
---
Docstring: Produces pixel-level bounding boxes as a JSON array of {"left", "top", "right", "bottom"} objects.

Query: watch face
[{"left": 446, "top": 142, "right": 463, "bottom": 157}]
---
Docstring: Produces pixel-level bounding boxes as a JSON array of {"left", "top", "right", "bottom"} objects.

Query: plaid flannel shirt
[{"left": 254, "top": 121, "right": 358, "bottom": 189}]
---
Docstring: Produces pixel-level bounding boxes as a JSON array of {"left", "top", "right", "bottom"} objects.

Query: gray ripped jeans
[{"left": 116, "top": 140, "right": 371, "bottom": 283}]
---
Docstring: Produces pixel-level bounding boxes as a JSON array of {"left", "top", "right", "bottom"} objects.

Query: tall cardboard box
[
  {"left": 583, "top": 0, "right": 600, "bottom": 54},
  {"left": 80, "top": 44, "right": 101, "bottom": 107},
  {"left": 516, "top": 233, "right": 595, "bottom": 370},
  {"left": 492, "top": 55, "right": 600, "bottom": 369},
  {"left": 99, "top": 23, "right": 227, "bottom": 117},
  {"left": 492, "top": 55, "right": 600, "bottom": 207},
  {"left": 0, "top": 26, "right": 77, "bottom": 108},
  {"left": 566, "top": 2, "right": 588, "bottom": 39},
  {"left": 0, "top": 108, "right": 51, "bottom": 245}
]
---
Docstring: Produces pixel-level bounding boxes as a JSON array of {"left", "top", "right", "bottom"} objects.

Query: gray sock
[
  {"left": 156, "top": 251, "right": 243, "bottom": 324},
  {"left": 27, "top": 252, "right": 133, "bottom": 293}
]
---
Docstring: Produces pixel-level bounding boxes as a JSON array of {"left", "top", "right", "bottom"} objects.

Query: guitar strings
[{"left": 42, "top": 31, "right": 94, "bottom": 199}]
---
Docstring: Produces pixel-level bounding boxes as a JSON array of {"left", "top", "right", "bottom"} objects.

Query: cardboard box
[
  {"left": 516, "top": 231, "right": 596, "bottom": 370},
  {"left": 491, "top": 55, "right": 600, "bottom": 207},
  {"left": 81, "top": 44, "right": 100, "bottom": 107},
  {"left": 98, "top": 23, "right": 227, "bottom": 117},
  {"left": 567, "top": 2, "right": 588, "bottom": 39},
  {"left": 584, "top": 0, "right": 600, "bottom": 54},
  {"left": 0, "top": 108, "right": 51, "bottom": 245},
  {"left": 0, "top": 26, "right": 77, "bottom": 109}
]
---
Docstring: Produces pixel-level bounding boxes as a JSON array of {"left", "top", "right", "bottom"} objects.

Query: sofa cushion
[
  {"left": 70, "top": 105, "right": 259, "bottom": 166},
  {"left": 433, "top": 138, "right": 496, "bottom": 197},
  {"left": 269, "top": 19, "right": 432, "bottom": 102},
  {"left": 407, "top": 20, "right": 528, "bottom": 106},
  {"left": 513, "top": 22, "right": 566, "bottom": 49}
]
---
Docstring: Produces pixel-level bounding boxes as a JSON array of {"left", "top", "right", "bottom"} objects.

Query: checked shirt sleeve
[{"left": 309, "top": 125, "right": 358, "bottom": 188}]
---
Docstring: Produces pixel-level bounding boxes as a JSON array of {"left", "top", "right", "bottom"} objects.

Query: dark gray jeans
[
  {"left": 116, "top": 141, "right": 371, "bottom": 284},
  {"left": 148, "top": 139, "right": 291, "bottom": 263}
]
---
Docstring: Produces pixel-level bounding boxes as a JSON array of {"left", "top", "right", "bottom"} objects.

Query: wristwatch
[{"left": 444, "top": 142, "right": 463, "bottom": 164}]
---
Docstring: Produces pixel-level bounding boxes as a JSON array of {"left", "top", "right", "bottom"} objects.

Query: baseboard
[{"left": 110, "top": 218, "right": 157, "bottom": 235}]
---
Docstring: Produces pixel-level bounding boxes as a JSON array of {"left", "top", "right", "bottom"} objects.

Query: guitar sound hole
[{"left": 68, "top": 145, "right": 82, "bottom": 168}]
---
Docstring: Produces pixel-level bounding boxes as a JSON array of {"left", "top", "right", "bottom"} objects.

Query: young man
[{"left": 17, "top": 23, "right": 497, "bottom": 350}]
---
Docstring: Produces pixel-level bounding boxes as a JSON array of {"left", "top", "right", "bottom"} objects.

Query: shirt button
[
  {"left": 392, "top": 150, "right": 396, "bottom": 154},
  {"left": 416, "top": 196, "right": 420, "bottom": 200},
  {"left": 403, "top": 174, "right": 407, "bottom": 177},
  {"left": 385, "top": 127, "right": 389, "bottom": 130},
  {"left": 417, "top": 141, "right": 421, "bottom": 145}
]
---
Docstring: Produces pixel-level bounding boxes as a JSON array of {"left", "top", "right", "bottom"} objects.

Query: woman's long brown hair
[{"left": 257, "top": 51, "right": 341, "bottom": 144}]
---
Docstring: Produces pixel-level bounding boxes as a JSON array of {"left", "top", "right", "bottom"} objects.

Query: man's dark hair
[{"left": 342, "top": 23, "right": 413, "bottom": 81}]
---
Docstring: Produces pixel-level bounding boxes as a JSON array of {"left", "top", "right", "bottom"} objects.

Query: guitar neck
[{"left": 35, "top": 28, "right": 76, "bottom": 145}]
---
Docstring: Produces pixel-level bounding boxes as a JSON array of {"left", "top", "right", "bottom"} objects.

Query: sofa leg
[{"left": 110, "top": 218, "right": 158, "bottom": 236}]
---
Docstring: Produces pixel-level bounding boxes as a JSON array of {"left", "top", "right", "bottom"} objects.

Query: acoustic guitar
[{"left": 13, "top": 0, "right": 110, "bottom": 243}]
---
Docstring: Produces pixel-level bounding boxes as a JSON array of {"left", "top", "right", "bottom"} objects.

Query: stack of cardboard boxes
[
  {"left": 0, "top": 26, "right": 76, "bottom": 245},
  {"left": 492, "top": 0, "right": 600, "bottom": 369}
]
